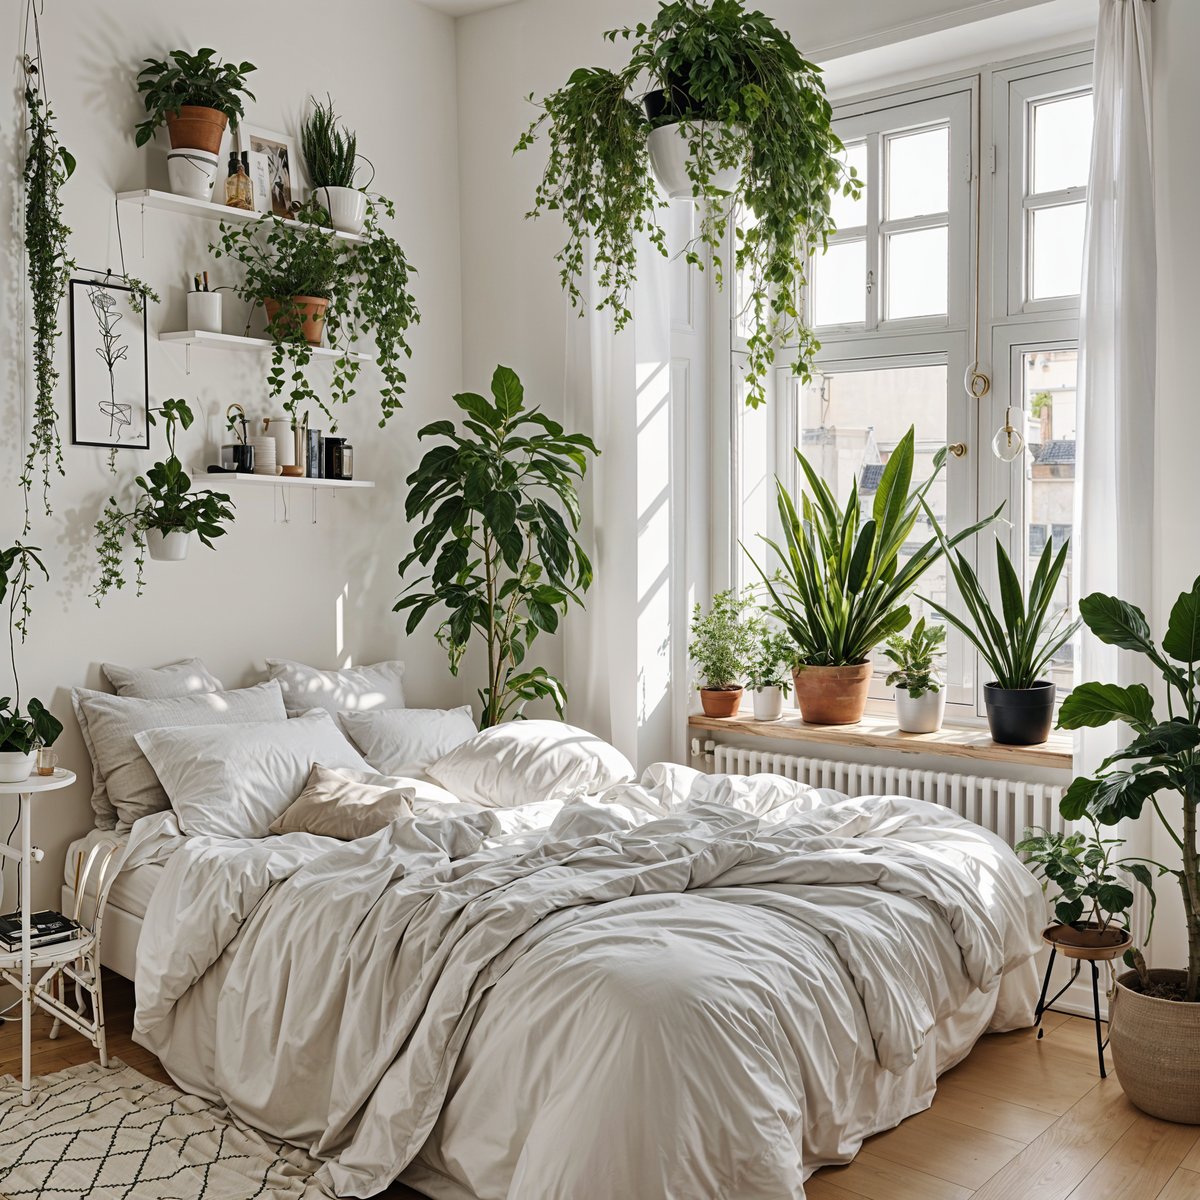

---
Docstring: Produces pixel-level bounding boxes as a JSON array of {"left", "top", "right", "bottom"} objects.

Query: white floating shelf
[
  {"left": 117, "top": 188, "right": 367, "bottom": 244},
  {"left": 160, "top": 329, "right": 372, "bottom": 363},
  {"left": 206, "top": 472, "right": 375, "bottom": 491}
]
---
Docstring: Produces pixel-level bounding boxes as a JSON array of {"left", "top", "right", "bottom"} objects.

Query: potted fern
[
  {"left": 301, "top": 95, "right": 369, "bottom": 235},
  {"left": 923, "top": 536, "right": 1079, "bottom": 746},
  {"left": 746, "top": 624, "right": 794, "bottom": 721},
  {"left": 883, "top": 618, "right": 947, "bottom": 734},
  {"left": 689, "top": 589, "right": 758, "bottom": 718},
  {"left": 517, "top": 0, "right": 857, "bottom": 409}
]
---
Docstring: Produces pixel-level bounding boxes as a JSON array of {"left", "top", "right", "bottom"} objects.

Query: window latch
[{"left": 866, "top": 269, "right": 874, "bottom": 295}]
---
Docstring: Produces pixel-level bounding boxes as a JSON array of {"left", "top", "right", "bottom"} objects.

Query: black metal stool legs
[
  {"left": 1033, "top": 946, "right": 1110, "bottom": 1075},
  {"left": 1090, "top": 959, "right": 1107, "bottom": 1078}
]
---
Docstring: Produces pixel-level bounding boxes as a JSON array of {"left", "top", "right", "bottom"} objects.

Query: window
[{"left": 730, "top": 51, "right": 1091, "bottom": 720}]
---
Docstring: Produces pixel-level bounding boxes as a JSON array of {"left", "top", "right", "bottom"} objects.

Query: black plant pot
[
  {"left": 983, "top": 681, "right": 1056, "bottom": 746},
  {"left": 643, "top": 71, "right": 699, "bottom": 125}
]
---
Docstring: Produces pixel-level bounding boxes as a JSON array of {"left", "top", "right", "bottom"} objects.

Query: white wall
[{"left": 0, "top": 0, "right": 463, "bottom": 913}]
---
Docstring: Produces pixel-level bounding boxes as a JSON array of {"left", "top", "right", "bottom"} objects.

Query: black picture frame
[{"left": 69, "top": 276, "right": 150, "bottom": 450}]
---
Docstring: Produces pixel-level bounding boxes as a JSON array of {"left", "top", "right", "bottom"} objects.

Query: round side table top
[{"left": 0, "top": 768, "right": 76, "bottom": 795}]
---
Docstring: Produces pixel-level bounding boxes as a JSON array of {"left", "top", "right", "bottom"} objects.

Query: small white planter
[
  {"left": 186, "top": 290, "right": 222, "bottom": 333},
  {"left": 751, "top": 685, "right": 785, "bottom": 722},
  {"left": 316, "top": 186, "right": 368, "bottom": 235},
  {"left": 647, "top": 122, "right": 742, "bottom": 199},
  {"left": 146, "top": 529, "right": 193, "bottom": 562},
  {"left": 166, "top": 149, "right": 220, "bottom": 201},
  {"left": 0, "top": 751, "right": 36, "bottom": 784},
  {"left": 895, "top": 687, "right": 947, "bottom": 734}
]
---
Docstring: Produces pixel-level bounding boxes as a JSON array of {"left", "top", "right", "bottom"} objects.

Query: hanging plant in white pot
[
  {"left": 883, "top": 618, "right": 947, "bottom": 734},
  {"left": 517, "top": 0, "right": 858, "bottom": 409}
]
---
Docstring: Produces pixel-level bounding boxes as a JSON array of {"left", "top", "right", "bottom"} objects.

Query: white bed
[{"left": 104, "top": 763, "right": 1044, "bottom": 1200}]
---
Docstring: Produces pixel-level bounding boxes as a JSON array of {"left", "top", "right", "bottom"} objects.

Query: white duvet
[{"left": 131, "top": 765, "right": 1044, "bottom": 1199}]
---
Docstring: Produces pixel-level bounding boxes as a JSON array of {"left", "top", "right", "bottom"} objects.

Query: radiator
[{"left": 708, "top": 744, "right": 1066, "bottom": 848}]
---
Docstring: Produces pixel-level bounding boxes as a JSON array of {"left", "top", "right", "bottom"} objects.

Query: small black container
[
  {"left": 642, "top": 71, "right": 697, "bottom": 124},
  {"left": 984, "top": 680, "right": 1056, "bottom": 746}
]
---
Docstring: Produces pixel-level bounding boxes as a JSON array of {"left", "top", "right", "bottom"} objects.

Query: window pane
[
  {"left": 1032, "top": 93, "right": 1093, "bottom": 194},
  {"left": 886, "top": 125, "right": 949, "bottom": 220},
  {"left": 830, "top": 141, "right": 867, "bottom": 231},
  {"left": 1030, "top": 202, "right": 1086, "bottom": 299},
  {"left": 812, "top": 239, "right": 866, "bottom": 327},
  {"left": 886, "top": 226, "right": 948, "bottom": 319},
  {"left": 1023, "top": 348, "right": 1078, "bottom": 701}
]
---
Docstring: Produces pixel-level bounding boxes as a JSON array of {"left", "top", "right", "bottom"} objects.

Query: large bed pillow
[
  {"left": 72, "top": 681, "right": 287, "bottom": 833},
  {"left": 341, "top": 706, "right": 477, "bottom": 776},
  {"left": 427, "top": 721, "right": 636, "bottom": 808},
  {"left": 268, "top": 764, "right": 416, "bottom": 840},
  {"left": 101, "top": 657, "right": 223, "bottom": 698},
  {"left": 266, "top": 658, "right": 406, "bottom": 719},
  {"left": 136, "top": 709, "right": 375, "bottom": 839}
]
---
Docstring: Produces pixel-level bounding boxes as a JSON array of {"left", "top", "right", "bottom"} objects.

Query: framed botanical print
[
  {"left": 238, "top": 125, "right": 299, "bottom": 216},
  {"left": 69, "top": 277, "right": 150, "bottom": 450}
]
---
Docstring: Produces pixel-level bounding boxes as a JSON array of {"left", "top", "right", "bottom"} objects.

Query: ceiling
[{"left": 419, "top": 0, "right": 522, "bottom": 15}]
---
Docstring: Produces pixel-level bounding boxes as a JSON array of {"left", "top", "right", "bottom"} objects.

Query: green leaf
[
  {"left": 1162, "top": 576, "right": 1200, "bottom": 663},
  {"left": 1058, "top": 682, "right": 1155, "bottom": 732},
  {"left": 1079, "top": 593, "right": 1158, "bottom": 656},
  {"left": 491, "top": 365, "right": 524, "bottom": 420},
  {"left": 1098, "top": 719, "right": 1200, "bottom": 769}
]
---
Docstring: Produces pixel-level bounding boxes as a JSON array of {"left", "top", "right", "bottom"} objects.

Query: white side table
[{"left": 0, "top": 768, "right": 78, "bottom": 1104}]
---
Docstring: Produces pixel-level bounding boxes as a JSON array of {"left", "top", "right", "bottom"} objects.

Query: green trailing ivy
[
  {"left": 396, "top": 366, "right": 598, "bottom": 727},
  {"left": 20, "top": 56, "right": 75, "bottom": 530},
  {"left": 518, "top": 0, "right": 858, "bottom": 408}
]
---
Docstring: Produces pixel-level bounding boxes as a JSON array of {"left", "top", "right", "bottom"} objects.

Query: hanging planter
[{"left": 517, "top": 0, "right": 859, "bottom": 409}]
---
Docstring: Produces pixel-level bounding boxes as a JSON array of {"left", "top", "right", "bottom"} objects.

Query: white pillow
[
  {"left": 427, "top": 721, "right": 636, "bottom": 808},
  {"left": 341, "top": 706, "right": 477, "bottom": 776},
  {"left": 101, "top": 657, "right": 223, "bottom": 698},
  {"left": 265, "top": 658, "right": 407, "bottom": 719},
  {"left": 135, "top": 709, "right": 374, "bottom": 839}
]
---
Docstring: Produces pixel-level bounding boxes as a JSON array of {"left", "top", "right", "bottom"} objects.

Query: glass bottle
[
  {"left": 224, "top": 151, "right": 254, "bottom": 211},
  {"left": 340, "top": 441, "right": 353, "bottom": 480}
]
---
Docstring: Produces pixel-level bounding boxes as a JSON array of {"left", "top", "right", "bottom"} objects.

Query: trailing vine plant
[{"left": 517, "top": 0, "right": 858, "bottom": 408}]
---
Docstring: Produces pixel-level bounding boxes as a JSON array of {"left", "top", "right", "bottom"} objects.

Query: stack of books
[{"left": 0, "top": 910, "right": 80, "bottom": 952}]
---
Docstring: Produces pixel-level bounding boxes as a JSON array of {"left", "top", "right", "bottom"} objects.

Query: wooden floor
[{"left": 2, "top": 975, "right": 1197, "bottom": 1200}]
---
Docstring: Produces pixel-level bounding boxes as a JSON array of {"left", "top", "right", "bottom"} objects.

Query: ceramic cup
[{"left": 36, "top": 747, "right": 59, "bottom": 777}]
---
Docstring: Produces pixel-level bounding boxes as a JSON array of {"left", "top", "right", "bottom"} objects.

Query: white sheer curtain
[{"left": 1074, "top": 0, "right": 1156, "bottom": 776}]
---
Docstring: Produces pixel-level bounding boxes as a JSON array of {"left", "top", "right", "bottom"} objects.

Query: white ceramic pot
[
  {"left": 263, "top": 414, "right": 296, "bottom": 469},
  {"left": 186, "top": 290, "right": 222, "bottom": 333},
  {"left": 647, "top": 122, "right": 743, "bottom": 199},
  {"left": 316, "top": 186, "right": 368, "bottom": 235},
  {"left": 0, "top": 751, "right": 36, "bottom": 784},
  {"left": 146, "top": 529, "right": 192, "bottom": 562},
  {"left": 166, "top": 148, "right": 220, "bottom": 201},
  {"left": 752, "top": 685, "right": 785, "bottom": 722},
  {"left": 895, "top": 686, "right": 947, "bottom": 734}
]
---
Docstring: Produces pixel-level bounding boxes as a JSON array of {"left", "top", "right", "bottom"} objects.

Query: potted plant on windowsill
[
  {"left": 134, "top": 48, "right": 255, "bottom": 155},
  {"left": 92, "top": 400, "right": 235, "bottom": 601},
  {"left": 1054, "top": 577, "right": 1200, "bottom": 1122},
  {"left": 516, "top": 0, "right": 858, "bottom": 410},
  {"left": 689, "top": 589, "right": 758, "bottom": 718},
  {"left": 923, "top": 535, "right": 1079, "bottom": 746},
  {"left": 749, "top": 427, "right": 998, "bottom": 726},
  {"left": 883, "top": 617, "right": 947, "bottom": 734},
  {"left": 746, "top": 624, "right": 794, "bottom": 721},
  {"left": 301, "top": 95, "right": 371, "bottom": 236}
]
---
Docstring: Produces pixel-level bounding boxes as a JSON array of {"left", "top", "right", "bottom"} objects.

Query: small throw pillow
[
  {"left": 266, "top": 658, "right": 406, "bottom": 719},
  {"left": 73, "top": 681, "right": 288, "bottom": 833},
  {"left": 136, "top": 709, "right": 375, "bottom": 839},
  {"left": 269, "top": 764, "right": 415, "bottom": 840},
  {"left": 427, "top": 720, "right": 636, "bottom": 808},
  {"left": 341, "top": 706, "right": 477, "bottom": 776},
  {"left": 101, "top": 658, "right": 223, "bottom": 699}
]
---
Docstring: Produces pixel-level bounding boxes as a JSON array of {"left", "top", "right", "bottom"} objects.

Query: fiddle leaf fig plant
[
  {"left": 518, "top": 0, "right": 857, "bottom": 408},
  {"left": 396, "top": 366, "right": 599, "bottom": 727}
]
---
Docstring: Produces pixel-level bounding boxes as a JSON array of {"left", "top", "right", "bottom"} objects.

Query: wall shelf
[
  {"left": 117, "top": 188, "right": 366, "bottom": 244},
  {"left": 210, "top": 472, "right": 374, "bottom": 491},
  {"left": 160, "top": 329, "right": 372, "bottom": 362}
]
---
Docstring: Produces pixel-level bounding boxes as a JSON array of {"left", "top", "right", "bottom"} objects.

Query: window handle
[
  {"left": 866, "top": 269, "right": 874, "bottom": 295},
  {"left": 947, "top": 442, "right": 968, "bottom": 458}
]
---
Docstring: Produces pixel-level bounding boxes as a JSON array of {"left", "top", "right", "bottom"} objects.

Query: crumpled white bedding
[{"left": 130, "top": 764, "right": 1044, "bottom": 1199}]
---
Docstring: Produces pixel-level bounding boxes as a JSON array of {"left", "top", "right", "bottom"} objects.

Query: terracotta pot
[
  {"left": 1042, "top": 922, "right": 1133, "bottom": 962},
  {"left": 164, "top": 106, "right": 228, "bottom": 155},
  {"left": 264, "top": 297, "right": 329, "bottom": 347},
  {"left": 700, "top": 686, "right": 743, "bottom": 718},
  {"left": 792, "top": 662, "right": 872, "bottom": 725},
  {"left": 1110, "top": 969, "right": 1200, "bottom": 1123}
]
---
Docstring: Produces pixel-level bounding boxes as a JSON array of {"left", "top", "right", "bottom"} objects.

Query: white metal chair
[{"left": 38, "top": 841, "right": 123, "bottom": 1066}]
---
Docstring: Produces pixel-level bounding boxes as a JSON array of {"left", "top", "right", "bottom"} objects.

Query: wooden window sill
[{"left": 688, "top": 708, "right": 1073, "bottom": 771}]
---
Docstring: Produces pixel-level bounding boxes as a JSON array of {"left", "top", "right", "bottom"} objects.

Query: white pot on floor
[
  {"left": 751, "top": 685, "right": 785, "bottom": 722},
  {"left": 895, "top": 687, "right": 946, "bottom": 734},
  {"left": 146, "top": 529, "right": 192, "bottom": 562},
  {"left": 0, "top": 751, "right": 36, "bottom": 784},
  {"left": 316, "top": 186, "right": 368, "bottom": 235}
]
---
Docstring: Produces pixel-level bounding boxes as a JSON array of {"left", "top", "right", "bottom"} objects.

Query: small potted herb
[
  {"left": 924, "top": 536, "right": 1079, "bottom": 745},
  {"left": 883, "top": 617, "right": 947, "bottom": 734},
  {"left": 135, "top": 49, "right": 256, "bottom": 154},
  {"left": 301, "top": 95, "right": 370, "bottom": 235},
  {"left": 689, "top": 589, "right": 758, "bottom": 718},
  {"left": 93, "top": 399, "right": 235, "bottom": 601},
  {"left": 746, "top": 625, "right": 794, "bottom": 721}
]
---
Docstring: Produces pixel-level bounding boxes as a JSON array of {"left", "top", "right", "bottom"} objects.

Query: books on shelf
[{"left": 0, "top": 909, "right": 80, "bottom": 952}]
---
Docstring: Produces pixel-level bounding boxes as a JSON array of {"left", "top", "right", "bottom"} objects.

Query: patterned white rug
[{"left": 0, "top": 1060, "right": 331, "bottom": 1198}]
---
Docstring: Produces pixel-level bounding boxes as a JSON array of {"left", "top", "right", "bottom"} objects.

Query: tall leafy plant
[
  {"left": 748, "top": 429, "right": 998, "bottom": 666},
  {"left": 396, "top": 366, "right": 599, "bottom": 726},
  {"left": 134, "top": 48, "right": 256, "bottom": 145},
  {"left": 1056, "top": 578, "right": 1200, "bottom": 1001},
  {"left": 518, "top": 0, "right": 857, "bottom": 408},
  {"left": 301, "top": 95, "right": 365, "bottom": 190}
]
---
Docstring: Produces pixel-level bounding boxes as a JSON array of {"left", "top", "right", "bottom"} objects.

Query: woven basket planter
[{"left": 1110, "top": 969, "right": 1200, "bottom": 1123}]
